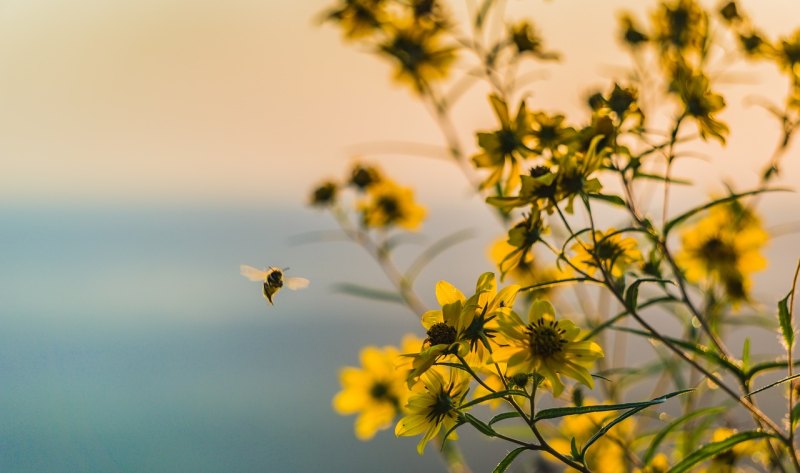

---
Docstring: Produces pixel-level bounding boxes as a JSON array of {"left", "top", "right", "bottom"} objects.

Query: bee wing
[
  {"left": 240, "top": 264, "right": 268, "bottom": 282},
  {"left": 285, "top": 277, "right": 310, "bottom": 290}
]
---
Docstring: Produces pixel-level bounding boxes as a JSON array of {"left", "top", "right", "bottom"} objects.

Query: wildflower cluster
[
  {"left": 311, "top": 162, "right": 426, "bottom": 232},
  {"left": 311, "top": 0, "right": 800, "bottom": 472}
]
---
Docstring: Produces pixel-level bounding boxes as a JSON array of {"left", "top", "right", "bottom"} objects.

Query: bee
[{"left": 240, "top": 264, "right": 310, "bottom": 305}]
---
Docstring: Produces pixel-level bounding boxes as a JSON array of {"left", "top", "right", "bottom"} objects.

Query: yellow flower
[
  {"left": 358, "top": 180, "right": 426, "bottom": 230},
  {"left": 408, "top": 273, "right": 519, "bottom": 381},
  {"left": 509, "top": 21, "right": 559, "bottom": 60},
  {"left": 652, "top": 0, "right": 708, "bottom": 55},
  {"left": 776, "top": 29, "right": 800, "bottom": 77},
  {"left": 309, "top": 180, "right": 338, "bottom": 207},
  {"left": 378, "top": 20, "right": 457, "bottom": 93},
  {"left": 530, "top": 111, "right": 574, "bottom": 155},
  {"left": 619, "top": 13, "right": 649, "bottom": 48},
  {"left": 348, "top": 162, "right": 383, "bottom": 191},
  {"left": 546, "top": 399, "right": 634, "bottom": 472},
  {"left": 493, "top": 300, "right": 604, "bottom": 397},
  {"left": 555, "top": 138, "right": 606, "bottom": 213},
  {"left": 671, "top": 68, "right": 728, "bottom": 143},
  {"left": 395, "top": 367, "right": 470, "bottom": 454},
  {"left": 472, "top": 94, "right": 533, "bottom": 193},
  {"left": 333, "top": 338, "right": 419, "bottom": 440},
  {"left": 323, "top": 0, "right": 387, "bottom": 40},
  {"left": 675, "top": 203, "right": 767, "bottom": 301},
  {"left": 571, "top": 228, "right": 642, "bottom": 279}
]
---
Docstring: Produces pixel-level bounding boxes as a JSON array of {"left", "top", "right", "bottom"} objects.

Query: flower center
[
  {"left": 700, "top": 236, "right": 738, "bottom": 266},
  {"left": 426, "top": 322, "right": 457, "bottom": 346},
  {"left": 377, "top": 196, "right": 401, "bottom": 220},
  {"left": 498, "top": 129, "right": 521, "bottom": 155},
  {"left": 528, "top": 319, "right": 567, "bottom": 358},
  {"left": 425, "top": 384, "right": 456, "bottom": 424},
  {"left": 369, "top": 381, "right": 390, "bottom": 400},
  {"left": 595, "top": 239, "right": 622, "bottom": 261}
]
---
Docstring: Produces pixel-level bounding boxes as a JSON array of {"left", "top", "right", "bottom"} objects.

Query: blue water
[{"left": 0, "top": 203, "right": 514, "bottom": 472}]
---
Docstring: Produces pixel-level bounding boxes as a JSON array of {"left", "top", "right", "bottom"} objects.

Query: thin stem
[{"left": 331, "top": 206, "right": 428, "bottom": 316}]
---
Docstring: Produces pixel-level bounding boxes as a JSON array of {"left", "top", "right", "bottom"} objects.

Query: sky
[{"left": 1, "top": 0, "right": 799, "bottom": 207}]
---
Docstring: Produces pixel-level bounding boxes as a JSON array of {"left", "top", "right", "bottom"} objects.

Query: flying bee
[{"left": 240, "top": 264, "right": 310, "bottom": 305}]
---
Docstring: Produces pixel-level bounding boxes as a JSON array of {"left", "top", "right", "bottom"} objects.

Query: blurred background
[{"left": 1, "top": 0, "right": 800, "bottom": 471}]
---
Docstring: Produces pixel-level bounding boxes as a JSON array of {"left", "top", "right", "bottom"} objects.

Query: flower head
[
  {"left": 324, "top": 0, "right": 387, "bottom": 40},
  {"left": 310, "top": 180, "right": 338, "bottom": 207},
  {"left": 509, "top": 21, "right": 559, "bottom": 60},
  {"left": 378, "top": 20, "right": 457, "bottom": 93},
  {"left": 408, "top": 273, "right": 519, "bottom": 381},
  {"left": 358, "top": 180, "right": 426, "bottom": 230},
  {"left": 493, "top": 300, "right": 604, "bottom": 397},
  {"left": 676, "top": 203, "right": 767, "bottom": 302},
  {"left": 395, "top": 368, "right": 470, "bottom": 454},
  {"left": 671, "top": 68, "right": 728, "bottom": 143},
  {"left": 472, "top": 95, "right": 533, "bottom": 193},
  {"left": 333, "top": 336, "right": 422, "bottom": 440},
  {"left": 571, "top": 228, "right": 642, "bottom": 278}
]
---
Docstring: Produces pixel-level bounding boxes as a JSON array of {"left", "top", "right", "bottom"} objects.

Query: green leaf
[
  {"left": 613, "top": 327, "right": 744, "bottom": 380},
  {"left": 663, "top": 188, "right": 787, "bottom": 235},
  {"left": 534, "top": 390, "right": 690, "bottom": 422},
  {"left": 747, "top": 359, "right": 800, "bottom": 380},
  {"left": 462, "top": 413, "right": 497, "bottom": 437},
  {"left": 624, "top": 278, "right": 674, "bottom": 312},
  {"left": 460, "top": 389, "right": 529, "bottom": 410},
  {"left": 488, "top": 411, "right": 523, "bottom": 426},
  {"left": 405, "top": 228, "right": 476, "bottom": 283},
  {"left": 492, "top": 447, "right": 529, "bottom": 473},
  {"left": 570, "top": 437, "right": 582, "bottom": 461},
  {"left": 586, "top": 192, "right": 626, "bottom": 207},
  {"left": 792, "top": 402, "right": 800, "bottom": 429},
  {"left": 779, "top": 292, "right": 795, "bottom": 349},
  {"left": 332, "top": 283, "right": 404, "bottom": 304},
  {"left": 580, "top": 390, "right": 692, "bottom": 457},
  {"left": 667, "top": 431, "right": 775, "bottom": 473},
  {"left": 744, "top": 373, "right": 800, "bottom": 398},
  {"left": 742, "top": 338, "right": 751, "bottom": 373},
  {"left": 633, "top": 172, "right": 692, "bottom": 185},
  {"left": 518, "top": 277, "right": 597, "bottom": 294},
  {"left": 641, "top": 406, "right": 727, "bottom": 465}
]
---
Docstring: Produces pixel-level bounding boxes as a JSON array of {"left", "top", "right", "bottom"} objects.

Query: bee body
[{"left": 240, "top": 264, "right": 309, "bottom": 306}]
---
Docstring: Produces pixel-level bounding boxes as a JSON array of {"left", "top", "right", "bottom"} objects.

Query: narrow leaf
[
  {"left": 463, "top": 413, "right": 496, "bottom": 437},
  {"left": 642, "top": 406, "right": 727, "bottom": 465},
  {"left": 625, "top": 278, "right": 673, "bottom": 312},
  {"left": 744, "top": 373, "right": 800, "bottom": 398},
  {"left": 488, "top": 411, "right": 523, "bottom": 426},
  {"left": 461, "top": 389, "right": 529, "bottom": 410},
  {"left": 405, "top": 228, "right": 476, "bottom": 283},
  {"left": 332, "top": 283, "right": 404, "bottom": 304},
  {"left": 586, "top": 192, "right": 626, "bottom": 207},
  {"left": 667, "top": 431, "right": 775, "bottom": 473},
  {"left": 779, "top": 292, "right": 795, "bottom": 349},
  {"left": 664, "top": 188, "right": 787, "bottom": 235},
  {"left": 633, "top": 172, "right": 692, "bottom": 185},
  {"left": 492, "top": 447, "right": 529, "bottom": 473},
  {"left": 581, "top": 390, "right": 691, "bottom": 457},
  {"left": 534, "top": 390, "right": 690, "bottom": 422},
  {"left": 613, "top": 327, "right": 744, "bottom": 379}
]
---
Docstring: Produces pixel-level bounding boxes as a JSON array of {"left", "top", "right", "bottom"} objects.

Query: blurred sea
[
  {"left": 1, "top": 199, "right": 797, "bottom": 472},
  {"left": 0, "top": 203, "right": 518, "bottom": 473}
]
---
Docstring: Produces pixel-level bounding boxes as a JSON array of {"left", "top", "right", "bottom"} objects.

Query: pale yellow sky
[{"left": 1, "top": 0, "right": 798, "bottom": 206}]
